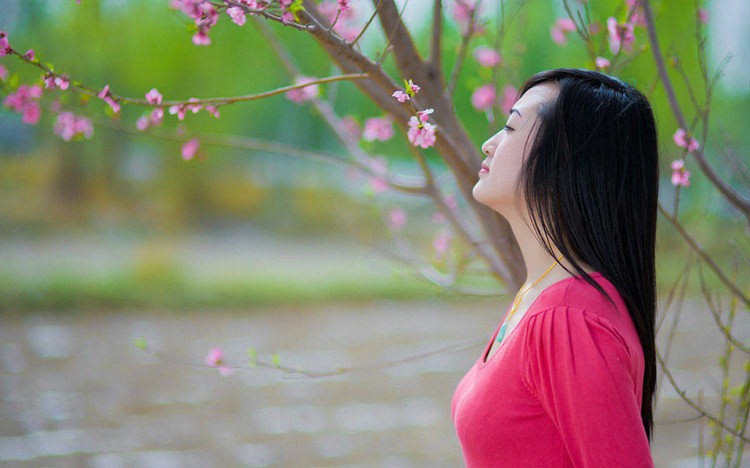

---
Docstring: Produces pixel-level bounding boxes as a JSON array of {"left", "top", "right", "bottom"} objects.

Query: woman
[{"left": 452, "top": 69, "right": 657, "bottom": 467}]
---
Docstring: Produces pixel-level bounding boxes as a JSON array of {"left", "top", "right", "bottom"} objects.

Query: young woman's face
[{"left": 472, "top": 83, "right": 559, "bottom": 217}]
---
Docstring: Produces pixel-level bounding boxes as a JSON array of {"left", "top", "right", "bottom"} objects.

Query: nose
[{"left": 481, "top": 140, "right": 494, "bottom": 157}]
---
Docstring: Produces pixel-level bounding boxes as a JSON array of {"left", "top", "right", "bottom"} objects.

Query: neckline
[{"left": 479, "top": 271, "right": 604, "bottom": 367}]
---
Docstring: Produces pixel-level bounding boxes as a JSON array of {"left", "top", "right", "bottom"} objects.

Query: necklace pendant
[{"left": 496, "top": 322, "right": 508, "bottom": 344}]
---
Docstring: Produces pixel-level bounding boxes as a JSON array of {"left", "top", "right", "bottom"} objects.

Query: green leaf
[
  {"left": 271, "top": 352, "right": 281, "bottom": 367},
  {"left": 247, "top": 347, "right": 257, "bottom": 366},
  {"left": 133, "top": 337, "right": 147, "bottom": 351},
  {"left": 289, "top": 0, "right": 304, "bottom": 21}
]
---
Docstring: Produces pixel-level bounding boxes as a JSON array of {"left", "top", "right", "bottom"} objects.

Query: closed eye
[{"left": 503, "top": 125, "right": 514, "bottom": 131}]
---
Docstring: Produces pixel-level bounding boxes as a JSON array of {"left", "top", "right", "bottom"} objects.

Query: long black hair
[{"left": 518, "top": 69, "right": 658, "bottom": 441}]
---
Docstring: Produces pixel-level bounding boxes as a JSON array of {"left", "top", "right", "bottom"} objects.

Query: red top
[{"left": 452, "top": 273, "right": 653, "bottom": 467}]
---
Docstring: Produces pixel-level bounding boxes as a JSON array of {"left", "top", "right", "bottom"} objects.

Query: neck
[{"left": 504, "top": 208, "right": 591, "bottom": 286}]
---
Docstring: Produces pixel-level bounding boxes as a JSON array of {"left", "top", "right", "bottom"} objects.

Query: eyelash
[{"left": 503, "top": 125, "right": 514, "bottom": 131}]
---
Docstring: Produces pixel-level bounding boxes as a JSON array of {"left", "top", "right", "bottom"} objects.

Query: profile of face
[{"left": 473, "top": 83, "right": 559, "bottom": 219}]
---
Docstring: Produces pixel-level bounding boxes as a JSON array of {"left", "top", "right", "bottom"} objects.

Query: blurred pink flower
[
  {"left": 0, "top": 31, "right": 10, "bottom": 57},
  {"left": 227, "top": 6, "right": 247, "bottom": 26},
  {"left": 471, "top": 84, "right": 496, "bottom": 111},
  {"left": 451, "top": 0, "right": 484, "bottom": 35},
  {"left": 53, "top": 111, "right": 94, "bottom": 141},
  {"left": 363, "top": 116, "right": 394, "bottom": 142},
  {"left": 182, "top": 138, "right": 200, "bottom": 161},
  {"left": 338, "top": 0, "right": 351, "bottom": 13},
  {"left": 673, "top": 128, "right": 699, "bottom": 152},
  {"left": 473, "top": 46, "right": 501, "bottom": 67},
  {"left": 369, "top": 177, "right": 388, "bottom": 193},
  {"left": 136, "top": 116, "right": 150, "bottom": 131},
  {"left": 432, "top": 212, "right": 445, "bottom": 223},
  {"left": 550, "top": 18, "right": 576, "bottom": 45},
  {"left": 595, "top": 57, "right": 610, "bottom": 70},
  {"left": 286, "top": 76, "right": 319, "bottom": 104},
  {"left": 97, "top": 85, "right": 120, "bottom": 113},
  {"left": 607, "top": 17, "right": 635, "bottom": 54},
  {"left": 281, "top": 11, "right": 295, "bottom": 24},
  {"left": 3, "top": 84, "right": 44, "bottom": 125},
  {"left": 205, "top": 347, "right": 234, "bottom": 376},
  {"left": 44, "top": 74, "right": 70, "bottom": 90},
  {"left": 698, "top": 8, "right": 709, "bottom": 25},
  {"left": 388, "top": 207, "right": 407, "bottom": 230},
  {"left": 24, "top": 49, "right": 35, "bottom": 60},
  {"left": 499, "top": 85, "right": 517, "bottom": 116},
  {"left": 670, "top": 159, "right": 690, "bottom": 187},
  {"left": 433, "top": 228, "right": 451, "bottom": 259},
  {"left": 340, "top": 115, "right": 362, "bottom": 141},
  {"left": 0, "top": 64, "right": 8, "bottom": 81}
]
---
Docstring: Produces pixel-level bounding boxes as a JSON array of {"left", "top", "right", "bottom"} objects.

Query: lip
[{"left": 479, "top": 162, "right": 490, "bottom": 175}]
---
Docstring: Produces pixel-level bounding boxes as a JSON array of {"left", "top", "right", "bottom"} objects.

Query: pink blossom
[
  {"left": 432, "top": 212, "right": 445, "bottom": 223},
  {"left": 388, "top": 207, "right": 407, "bottom": 230},
  {"left": 24, "top": 49, "right": 35, "bottom": 60},
  {"left": 433, "top": 229, "right": 451, "bottom": 255},
  {"left": 499, "top": 85, "right": 517, "bottom": 116},
  {"left": 337, "top": 0, "right": 351, "bottom": 12},
  {"left": 169, "top": 104, "right": 188, "bottom": 120},
  {"left": 281, "top": 11, "right": 295, "bottom": 24},
  {"left": 53, "top": 111, "right": 94, "bottom": 141},
  {"left": 698, "top": 8, "right": 709, "bottom": 25},
  {"left": 444, "top": 194, "right": 458, "bottom": 210},
  {"left": 451, "top": 0, "right": 484, "bottom": 35},
  {"left": 227, "top": 6, "right": 246, "bottom": 26},
  {"left": 192, "top": 31, "right": 211, "bottom": 46},
  {"left": 3, "top": 84, "right": 44, "bottom": 125},
  {"left": 0, "top": 64, "right": 7, "bottom": 81},
  {"left": 205, "top": 347, "right": 233, "bottom": 376},
  {"left": 550, "top": 18, "right": 576, "bottom": 46},
  {"left": 595, "top": 57, "right": 610, "bottom": 70},
  {"left": 607, "top": 17, "right": 636, "bottom": 54},
  {"left": 473, "top": 46, "right": 501, "bottom": 67},
  {"left": 98, "top": 85, "right": 120, "bottom": 113},
  {"left": 187, "top": 97, "right": 203, "bottom": 114},
  {"left": 136, "top": 116, "right": 150, "bottom": 131},
  {"left": 150, "top": 107, "right": 164, "bottom": 125},
  {"left": 145, "top": 88, "right": 162, "bottom": 105},
  {"left": 205, "top": 105, "right": 220, "bottom": 118},
  {"left": 279, "top": 0, "right": 292, "bottom": 7},
  {"left": 407, "top": 116, "right": 437, "bottom": 149},
  {"left": 369, "top": 177, "right": 388, "bottom": 193},
  {"left": 341, "top": 116, "right": 362, "bottom": 141},
  {"left": 286, "top": 76, "right": 319, "bottom": 104},
  {"left": 471, "top": 84, "right": 496, "bottom": 112},
  {"left": 363, "top": 116, "right": 394, "bottom": 142},
  {"left": 417, "top": 108, "right": 434, "bottom": 123},
  {"left": 670, "top": 159, "right": 690, "bottom": 187},
  {"left": 0, "top": 31, "right": 10, "bottom": 57},
  {"left": 673, "top": 128, "right": 699, "bottom": 152},
  {"left": 392, "top": 90, "right": 410, "bottom": 102},
  {"left": 406, "top": 79, "right": 420, "bottom": 95},
  {"left": 45, "top": 75, "right": 70, "bottom": 90},
  {"left": 630, "top": 8, "right": 647, "bottom": 27},
  {"left": 182, "top": 138, "right": 200, "bottom": 160}
]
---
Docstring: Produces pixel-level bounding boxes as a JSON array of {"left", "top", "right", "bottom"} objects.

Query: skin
[{"left": 473, "top": 83, "right": 595, "bottom": 350}]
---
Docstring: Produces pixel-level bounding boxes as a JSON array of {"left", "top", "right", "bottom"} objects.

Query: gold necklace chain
[{"left": 496, "top": 254, "right": 564, "bottom": 344}]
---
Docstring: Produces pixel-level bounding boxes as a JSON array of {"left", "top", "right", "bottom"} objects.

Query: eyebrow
[{"left": 510, "top": 108, "right": 522, "bottom": 117}]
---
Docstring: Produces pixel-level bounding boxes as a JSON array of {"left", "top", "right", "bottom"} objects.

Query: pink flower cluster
[
  {"left": 0, "top": 31, "right": 11, "bottom": 57},
  {"left": 407, "top": 109, "right": 437, "bottom": 149},
  {"left": 168, "top": 97, "right": 220, "bottom": 121},
  {"left": 473, "top": 46, "right": 501, "bottom": 67},
  {"left": 53, "top": 111, "right": 94, "bottom": 141},
  {"left": 137, "top": 88, "right": 167, "bottom": 131},
  {"left": 44, "top": 74, "right": 70, "bottom": 90},
  {"left": 388, "top": 207, "right": 407, "bottom": 230},
  {"left": 670, "top": 159, "right": 690, "bottom": 187},
  {"left": 286, "top": 76, "right": 319, "bottom": 104},
  {"left": 169, "top": 0, "right": 220, "bottom": 45},
  {"left": 550, "top": 18, "right": 576, "bottom": 46},
  {"left": 595, "top": 57, "right": 610, "bottom": 70},
  {"left": 607, "top": 17, "right": 636, "bottom": 54},
  {"left": 363, "top": 116, "right": 393, "bottom": 142},
  {"left": 392, "top": 79, "right": 420, "bottom": 103},
  {"left": 318, "top": 0, "right": 361, "bottom": 41},
  {"left": 205, "top": 347, "right": 233, "bottom": 376},
  {"left": 97, "top": 85, "right": 120, "bottom": 113},
  {"left": 471, "top": 84, "right": 495, "bottom": 112},
  {"left": 0, "top": 64, "right": 8, "bottom": 81},
  {"left": 3, "top": 84, "right": 43, "bottom": 125},
  {"left": 673, "top": 128, "right": 699, "bottom": 152}
]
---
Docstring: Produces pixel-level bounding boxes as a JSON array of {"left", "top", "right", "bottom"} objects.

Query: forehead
[{"left": 514, "top": 83, "right": 559, "bottom": 116}]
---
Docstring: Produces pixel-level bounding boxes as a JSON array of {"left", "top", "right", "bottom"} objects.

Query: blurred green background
[{"left": 0, "top": 0, "right": 747, "bottom": 311}]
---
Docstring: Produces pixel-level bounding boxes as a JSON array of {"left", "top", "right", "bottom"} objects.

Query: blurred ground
[{"left": 0, "top": 234, "right": 748, "bottom": 467}]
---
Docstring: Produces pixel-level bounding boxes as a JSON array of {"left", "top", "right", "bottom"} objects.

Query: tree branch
[
  {"left": 642, "top": 0, "right": 750, "bottom": 221},
  {"left": 430, "top": 0, "right": 443, "bottom": 72}
]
